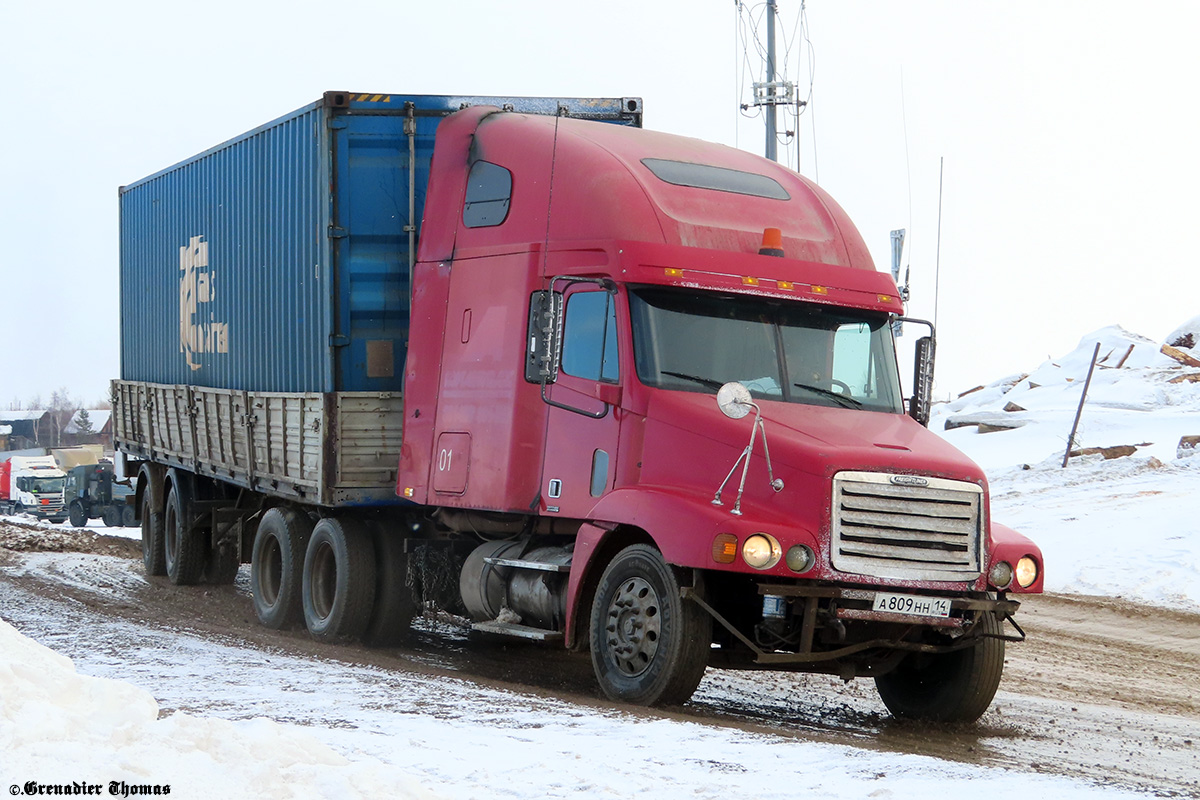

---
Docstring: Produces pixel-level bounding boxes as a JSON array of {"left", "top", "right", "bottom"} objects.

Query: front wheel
[
  {"left": 874, "top": 611, "right": 1006, "bottom": 723},
  {"left": 589, "top": 544, "right": 712, "bottom": 706},
  {"left": 68, "top": 501, "right": 88, "bottom": 528}
]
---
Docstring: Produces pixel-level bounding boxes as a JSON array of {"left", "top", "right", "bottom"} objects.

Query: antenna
[{"left": 934, "top": 156, "right": 944, "bottom": 331}]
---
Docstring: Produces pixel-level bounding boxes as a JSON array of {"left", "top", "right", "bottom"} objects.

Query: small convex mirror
[{"left": 716, "top": 382, "right": 753, "bottom": 419}]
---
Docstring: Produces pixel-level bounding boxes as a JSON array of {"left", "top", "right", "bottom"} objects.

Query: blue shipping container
[{"left": 119, "top": 92, "right": 642, "bottom": 393}]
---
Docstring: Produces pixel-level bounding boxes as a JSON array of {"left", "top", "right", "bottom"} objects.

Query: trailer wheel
[
  {"left": 302, "top": 517, "right": 377, "bottom": 643},
  {"left": 250, "top": 507, "right": 313, "bottom": 629},
  {"left": 102, "top": 506, "right": 122, "bottom": 528},
  {"left": 163, "top": 484, "right": 207, "bottom": 585},
  {"left": 68, "top": 501, "right": 87, "bottom": 528},
  {"left": 874, "top": 611, "right": 1006, "bottom": 723},
  {"left": 140, "top": 491, "right": 166, "bottom": 576},
  {"left": 362, "top": 524, "right": 418, "bottom": 647},
  {"left": 589, "top": 544, "right": 711, "bottom": 706}
]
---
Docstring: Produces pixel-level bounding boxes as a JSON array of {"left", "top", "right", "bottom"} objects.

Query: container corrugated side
[{"left": 119, "top": 102, "right": 334, "bottom": 393}]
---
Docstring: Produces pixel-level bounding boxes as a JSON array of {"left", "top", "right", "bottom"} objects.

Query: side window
[
  {"left": 463, "top": 160, "right": 512, "bottom": 228},
  {"left": 561, "top": 292, "right": 619, "bottom": 382}
]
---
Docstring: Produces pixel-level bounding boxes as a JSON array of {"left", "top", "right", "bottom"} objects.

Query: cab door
[{"left": 539, "top": 286, "right": 623, "bottom": 517}]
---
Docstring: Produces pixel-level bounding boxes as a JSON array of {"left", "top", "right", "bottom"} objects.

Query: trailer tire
[
  {"left": 874, "top": 610, "right": 1006, "bottom": 723},
  {"left": 163, "top": 484, "right": 207, "bottom": 586},
  {"left": 102, "top": 506, "right": 122, "bottom": 528},
  {"left": 302, "top": 517, "right": 377, "bottom": 643},
  {"left": 589, "top": 544, "right": 711, "bottom": 706},
  {"left": 140, "top": 491, "right": 166, "bottom": 576},
  {"left": 68, "top": 501, "right": 87, "bottom": 528},
  {"left": 362, "top": 524, "right": 418, "bottom": 647},
  {"left": 250, "top": 507, "right": 313, "bottom": 629}
]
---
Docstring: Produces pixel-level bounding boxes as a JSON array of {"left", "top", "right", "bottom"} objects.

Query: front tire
[
  {"left": 874, "top": 611, "right": 1006, "bottom": 723},
  {"left": 68, "top": 501, "right": 87, "bottom": 528},
  {"left": 302, "top": 517, "right": 377, "bottom": 643},
  {"left": 250, "top": 507, "right": 313, "bottom": 629},
  {"left": 589, "top": 544, "right": 711, "bottom": 706}
]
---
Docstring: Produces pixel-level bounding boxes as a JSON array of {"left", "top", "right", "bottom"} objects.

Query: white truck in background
[{"left": 0, "top": 455, "right": 68, "bottom": 522}]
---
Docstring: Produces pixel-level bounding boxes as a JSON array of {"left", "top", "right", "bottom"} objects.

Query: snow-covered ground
[
  {"left": 933, "top": 319, "right": 1200, "bottom": 611},
  {"left": 4, "top": 319, "right": 1199, "bottom": 798}
]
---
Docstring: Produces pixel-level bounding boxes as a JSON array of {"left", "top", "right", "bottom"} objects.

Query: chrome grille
[{"left": 831, "top": 471, "right": 983, "bottom": 582}]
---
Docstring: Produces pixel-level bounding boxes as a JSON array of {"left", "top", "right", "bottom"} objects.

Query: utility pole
[
  {"left": 749, "top": 0, "right": 795, "bottom": 163},
  {"left": 765, "top": 0, "right": 779, "bottom": 162}
]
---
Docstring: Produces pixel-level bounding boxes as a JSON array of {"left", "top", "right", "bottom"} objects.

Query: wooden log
[{"left": 1162, "top": 343, "right": 1200, "bottom": 368}]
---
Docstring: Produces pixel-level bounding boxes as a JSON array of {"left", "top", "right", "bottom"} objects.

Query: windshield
[{"left": 629, "top": 286, "right": 904, "bottom": 413}]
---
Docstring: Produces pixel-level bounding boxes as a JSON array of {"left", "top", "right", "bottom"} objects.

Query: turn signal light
[{"left": 712, "top": 533, "right": 737, "bottom": 564}]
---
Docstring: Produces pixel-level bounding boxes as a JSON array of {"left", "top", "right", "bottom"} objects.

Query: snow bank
[
  {"left": 933, "top": 319, "right": 1200, "bottom": 610},
  {"left": 0, "top": 619, "right": 439, "bottom": 799}
]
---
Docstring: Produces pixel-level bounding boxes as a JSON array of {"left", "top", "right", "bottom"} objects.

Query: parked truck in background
[
  {"left": 0, "top": 455, "right": 68, "bottom": 522},
  {"left": 64, "top": 462, "right": 136, "bottom": 528},
  {"left": 113, "top": 91, "right": 1043, "bottom": 722}
]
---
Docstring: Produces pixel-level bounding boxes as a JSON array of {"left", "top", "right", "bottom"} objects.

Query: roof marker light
[
  {"left": 811, "top": 285, "right": 828, "bottom": 295},
  {"left": 742, "top": 276, "right": 760, "bottom": 286},
  {"left": 664, "top": 268, "right": 684, "bottom": 278},
  {"left": 759, "top": 227, "right": 785, "bottom": 257},
  {"left": 778, "top": 281, "right": 794, "bottom": 290}
]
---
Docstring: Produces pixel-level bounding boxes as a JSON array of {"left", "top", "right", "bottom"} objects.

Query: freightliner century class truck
[{"left": 113, "top": 91, "right": 1043, "bottom": 722}]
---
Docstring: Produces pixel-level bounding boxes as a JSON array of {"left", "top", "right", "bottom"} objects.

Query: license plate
[{"left": 872, "top": 592, "right": 952, "bottom": 618}]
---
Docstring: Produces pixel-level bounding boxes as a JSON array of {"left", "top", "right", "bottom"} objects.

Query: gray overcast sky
[{"left": 2, "top": 1, "right": 1197, "bottom": 406}]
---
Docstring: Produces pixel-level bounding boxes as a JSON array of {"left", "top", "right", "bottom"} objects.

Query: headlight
[
  {"left": 742, "top": 533, "right": 782, "bottom": 570},
  {"left": 786, "top": 544, "right": 815, "bottom": 574},
  {"left": 1016, "top": 556, "right": 1039, "bottom": 588},
  {"left": 988, "top": 561, "right": 1014, "bottom": 589}
]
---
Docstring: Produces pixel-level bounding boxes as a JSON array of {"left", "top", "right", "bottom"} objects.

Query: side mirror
[
  {"left": 910, "top": 334, "right": 936, "bottom": 427},
  {"left": 525, "top": 290, "right": 564, "bottom": 384}
]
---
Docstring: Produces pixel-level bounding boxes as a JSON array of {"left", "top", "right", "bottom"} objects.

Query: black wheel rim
[{"left": 604, "top": 577, "right": 662, "bottom": 677}]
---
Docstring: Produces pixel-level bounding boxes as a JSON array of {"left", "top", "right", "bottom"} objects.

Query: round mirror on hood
[{"left": 716, "top": 382, "right": 753, "bottom": 420}]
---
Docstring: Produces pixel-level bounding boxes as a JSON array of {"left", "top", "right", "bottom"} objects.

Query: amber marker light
[
  {"left": 712, "top": 533, "right": 738, "bottom": 564},
  {"left": 777, "top": 281, "right": 795, "bottom": 290},
  {"left": 664, "top": 268, "right": 684, "bottom": 278},
  {"left": 742, "top": 276, "right": 760, "bottom": 286},
  {"left": 878, "top": 294, "right": 892, "bottom": 303},
  {"left": 810, "top": 285, "right": 828, "bottom": 295}
]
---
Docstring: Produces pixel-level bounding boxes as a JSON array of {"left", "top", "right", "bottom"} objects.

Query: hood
[{"left": 637, "top": 389, "right": 987, "bottom": 499}]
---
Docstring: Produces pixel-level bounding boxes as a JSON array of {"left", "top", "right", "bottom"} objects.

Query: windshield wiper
[
  {"left": 661, "top": 371, "right": 725, "bottom": 391},
  {"left": 793, "top": 383, "right": 862, "bottom": 409}
]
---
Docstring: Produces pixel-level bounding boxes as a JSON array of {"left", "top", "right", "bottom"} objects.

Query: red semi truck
[{"left": 114, "top": 92, "right": 1042, "bottom": 722}]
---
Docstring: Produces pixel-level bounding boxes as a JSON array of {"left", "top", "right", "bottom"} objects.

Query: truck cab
[
  {"left": 1, "top": 456, "right": 68, "bottom": 522},
  {"left": 395, "top": 107, "right": 1043, "bottom": 720}
]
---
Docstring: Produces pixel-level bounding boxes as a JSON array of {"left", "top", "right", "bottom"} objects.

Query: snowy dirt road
[{"left": 0, "top": 521, "right": 1197, "bottom": 797}]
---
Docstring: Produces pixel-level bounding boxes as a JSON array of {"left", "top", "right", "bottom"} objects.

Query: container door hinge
[
  {"left": 329, "top": 334, "right": 350, "bottom": 347},
  {"left": 328, "top": 226, "right": 348, "bottom": 239}
]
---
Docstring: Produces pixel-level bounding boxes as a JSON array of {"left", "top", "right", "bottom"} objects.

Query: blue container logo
[{"left": 179, "top": 235, "right": 229, "bottom": 371}]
